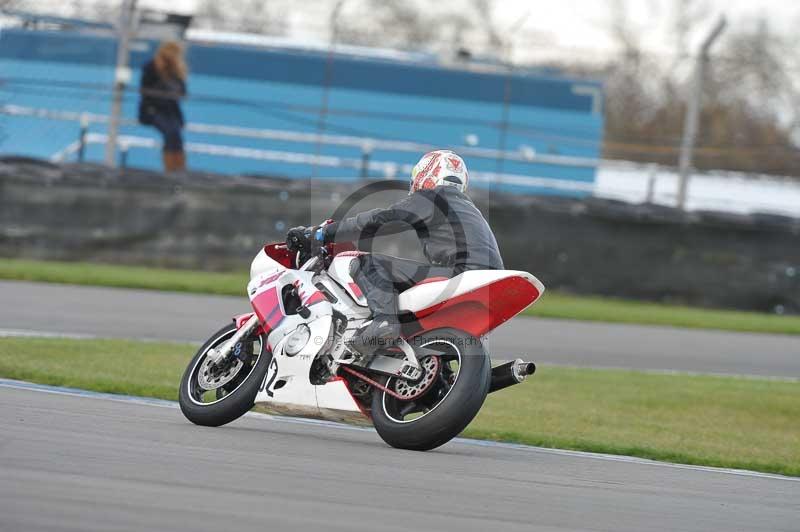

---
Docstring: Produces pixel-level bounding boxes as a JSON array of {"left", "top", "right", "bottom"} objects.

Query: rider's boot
[{"left": 349, "top": 314, "right": 401, "bottom": 356}]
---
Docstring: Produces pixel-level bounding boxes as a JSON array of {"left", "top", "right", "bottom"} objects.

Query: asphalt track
[
  {"left": 2, "top": 384, "right": 798, "bottom": 532},
  {"left": 2, "top": 280, "right": 799, "bottom": 377}
]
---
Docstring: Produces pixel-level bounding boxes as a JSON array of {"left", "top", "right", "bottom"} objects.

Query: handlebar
[{"left": 285, "top": 221, "right": 357, "bottom": 270}]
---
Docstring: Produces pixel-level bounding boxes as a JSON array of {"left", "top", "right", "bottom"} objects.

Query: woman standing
[{"left": 138, "top": 41, "right": 188, "bottom": 172}]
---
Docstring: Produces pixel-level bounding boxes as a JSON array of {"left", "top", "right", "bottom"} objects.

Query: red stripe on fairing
[
  {"left": 252, "top": 287, "right": 282, "bottom": 327},
  {"left": 411, "top": 276, "right": 541, "bottom": 338},
  {"left": 305, "top": 291, "right": 327, "bottom": 306},
  {"left": 265, "top": 306, "right": 284, "bottom": 330},
  {"left": 415, "top": 276, "right": 448, "bottom": 285},
  {"left": 348, "top": 282, "right": 364, "bottom": 298},
  {"left": 257, "top": 272, "right": 282, "bottom": 288}
]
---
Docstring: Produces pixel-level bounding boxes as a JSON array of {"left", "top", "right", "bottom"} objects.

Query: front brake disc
[{"left": 198, "top": 355, "right": 244, "bottom": 391}]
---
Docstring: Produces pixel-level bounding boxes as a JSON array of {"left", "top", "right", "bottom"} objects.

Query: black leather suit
[{"left": 323, "top": 185, "right": 503, "bottom": 316}]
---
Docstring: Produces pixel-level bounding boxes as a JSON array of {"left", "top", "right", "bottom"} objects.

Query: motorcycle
[{"left": 179, "top": 236, "right": 544, "bottom": 451}]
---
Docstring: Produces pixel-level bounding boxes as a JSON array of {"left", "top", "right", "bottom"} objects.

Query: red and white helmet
[{"left": 410, "top": 150, "right": 469, "bottom": 194}]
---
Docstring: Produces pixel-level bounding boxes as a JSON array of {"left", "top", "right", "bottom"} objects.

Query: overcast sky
[
  {"left": 499, "top": 0, "right": 796, "bottom": 55},
  {"left": 32, "top": 0, "right": 800, "bottom": 61},
  {"left": 147, "top": 1, "right": 796, "bottom": 59}
]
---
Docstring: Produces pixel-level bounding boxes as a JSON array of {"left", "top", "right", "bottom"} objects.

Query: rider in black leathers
[{"left": 287, "top": 150, "right": 503, "bottom": 352}]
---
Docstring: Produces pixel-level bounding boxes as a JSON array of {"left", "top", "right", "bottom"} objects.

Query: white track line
[
  {"left": 1, "top": 377, "right": 796, "bottom": 483},
  {"left": 0, "top": 329, "right": 100, "bottom": 340},
  {"left": 0, "top": 328, "right": 200, "bottom": 345}
]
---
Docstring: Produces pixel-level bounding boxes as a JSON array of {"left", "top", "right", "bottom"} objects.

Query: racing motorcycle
[{"left": 179, "top": 235, "right": 544, "bottom": 451}]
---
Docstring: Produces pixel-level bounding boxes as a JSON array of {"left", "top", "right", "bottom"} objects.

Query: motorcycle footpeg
[{"left": 489, "top": 359, "right": 536, "bottom": 393}]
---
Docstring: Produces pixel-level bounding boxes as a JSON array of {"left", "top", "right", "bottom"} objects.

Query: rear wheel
[
  {"left": 179, "top": 323, "right": 271, "bottom": 427},
  {"left": 370, "top": 328, "right": 491, "bottom": 451}
]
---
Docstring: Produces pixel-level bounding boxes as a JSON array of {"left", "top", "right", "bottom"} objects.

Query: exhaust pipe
[{"left": 489, "top": 358, "right": 537, "bottom": 393}]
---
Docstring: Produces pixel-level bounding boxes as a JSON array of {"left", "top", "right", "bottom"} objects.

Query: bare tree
[
  {"left": 466, "top": 0, "right": 504, "bottom": 56},
  {"left": 334, "top": 0, "right": 437, "bottom": 49},
  {"left": 194, "top": 0, "right": 289, "bottom": 36},
  {"left": 69, "top": 0, "right": 117, "bottom": 22},
  {"left": 700, "top": 17, "right": 800, "bottom": 173},
  {"left": 602, "top": 0, "right": 670, "bottom": 145},
  {"left": 714, "top": 19, "right": 798, "bottom": 121},
  {"left": 594, "top": 1, "right": 800, "bottom": 176},
  {"left": 671, "top": 0, "right": 711, "bottom": 58},
  {"left": 0, "top": 0, "right": 112, "bottom": 20},
  {"left": 0, "top": 0, "right": 27, "bottom": 9}
]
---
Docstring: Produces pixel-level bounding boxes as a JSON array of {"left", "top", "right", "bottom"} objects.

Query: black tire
[
  {"left": 179, "top": 323, "right": 272, "bottom": 427},
  {"left": 370, "top": 328, "right": 491, "bottom": 451}
]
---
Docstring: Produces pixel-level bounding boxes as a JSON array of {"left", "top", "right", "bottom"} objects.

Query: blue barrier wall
[{"left": 0, "top": 27, "right": 603, "bottom": 194}]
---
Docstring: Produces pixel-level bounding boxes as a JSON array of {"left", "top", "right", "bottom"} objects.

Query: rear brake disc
[{"left": 391, "top": 355, "right": 440, "bottom": 401}]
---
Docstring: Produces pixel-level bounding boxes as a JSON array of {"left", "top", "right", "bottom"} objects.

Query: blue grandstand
[{"left": 0, "top": 16, "right": 604, "bottom": 195}]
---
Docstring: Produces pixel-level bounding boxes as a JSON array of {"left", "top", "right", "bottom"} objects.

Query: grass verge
[
  {"left": 2, "top": 336, "right": 797, "bottom": 476},
  {"left": 0, "top": 258, "right": 247, "bottom": 297},
  {"left": 3, "top": 258, "right": 800, "bottom": 334},
  {"left": 532, "top": 292, "right": 800, "bottom": 335}
]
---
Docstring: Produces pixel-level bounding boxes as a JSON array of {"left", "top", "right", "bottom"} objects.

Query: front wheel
[
  {"left": 370, "top": 328, "right": 491, "bottom": 451},
  {"left": 179, "top": 323, "right": 271, "bottom": 427}
]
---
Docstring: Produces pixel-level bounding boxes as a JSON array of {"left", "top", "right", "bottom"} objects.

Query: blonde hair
[{"left": 154, "top": 41, "right": 188, "bottom": 81}]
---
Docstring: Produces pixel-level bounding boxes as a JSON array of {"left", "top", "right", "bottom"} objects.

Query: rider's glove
[
  {"left": 287, "top": 220, "right": 335, "bottom": 252},
  {"left": 286, "top": 226, "right": 312, "bottom": 251},
  {"left": 315, "top": 219, "right": 337, "bottom": 244}
]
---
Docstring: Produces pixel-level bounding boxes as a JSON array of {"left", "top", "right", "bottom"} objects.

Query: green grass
[
  {"left": 532, "top": 292, "right": 800, "bottom": 335},
  {"left": 2, "top": 258, "right": 800, "bottom": 335},
  {"left": 0, "top": 337, "right": 190, "bottom": 400},
  {"left": 467, "top": 367, "right": 800, "bottom": 476},
  {"left": 2, "top": 337, "right": 798, "bottom": 476},
  {"left": 0, "top": 258, "right": 248, "bottom": 297}
]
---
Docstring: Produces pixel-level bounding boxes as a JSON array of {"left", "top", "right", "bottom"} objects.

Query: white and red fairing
[
  {"left": 325, "top": 253, "right": 544, "bottom": 337},
  {"left": 399, "top": 270, "right": 544, "bottom": 337},
  {"left": 237, "top": 243, "right": 544, "bottom": 421},
  {"left": 243, "top": 242, "right": 544, "bottom": 341},
  {"left": 243, "top": 244, "right": 368, "bottom": 420},
  {"left": 326, "top": 252, "right": 369, "bottom": 306}
]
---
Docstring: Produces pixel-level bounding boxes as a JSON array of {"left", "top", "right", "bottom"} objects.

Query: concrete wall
[{"left": 2, "top": 158, "right": 799, "bottom": 313}]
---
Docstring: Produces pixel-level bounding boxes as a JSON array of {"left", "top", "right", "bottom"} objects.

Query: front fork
[{"left": 207, "top": 314, "right": 261, "bottom": 366}]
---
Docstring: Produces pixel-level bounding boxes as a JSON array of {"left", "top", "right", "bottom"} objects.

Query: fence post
[
  {"left": 119, "top": 143, "right": 129, "bottom": 169},
  {"left": 77, "top": 113, "right": 89, "bottom": 162},
  {"left": 677, "top": 16, "right": 726, "bottom": 210},
  {"left": 645, "top": 163, "right": 657, "bottom": 204},
  {"left": 105, "top": 0, "right": 138, "bottom": 167},
  {"left": 360, "top": 141, "right": 373, "bottom": 180}
]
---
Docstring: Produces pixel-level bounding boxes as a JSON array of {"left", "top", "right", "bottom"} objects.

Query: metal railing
[
  {"left": 0, "top": 103, "right": 599, "bottom": 192},
  {"left": 3, "top": 103, "right": 799, "bottom": 216},
  {"left": 0, "top": 103, "right": 601, "bottom": 168},
  {"left": 64, "top": 132, "right": 596, "bottom": 193}
]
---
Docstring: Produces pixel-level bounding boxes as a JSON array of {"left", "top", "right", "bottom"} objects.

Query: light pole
[
  {"left": 105, "top": 0, "right": 139, "bottom": 167},
  {"left": 312, "top": 0, "right": 346, "bottom": 179},
  {"left": 496, "top": 11, "right": 529, "bottom": 183},
  {"left": 676, "top": 15, "right": 726, "bottom": 210}
]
